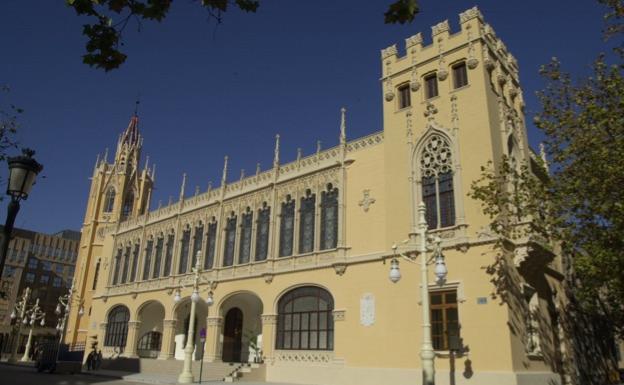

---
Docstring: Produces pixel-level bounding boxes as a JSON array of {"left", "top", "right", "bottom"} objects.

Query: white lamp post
[
  {"left": 172, "top": 253, "right": 215, "bottom": 384},
  {"left": 8, "top": 287, "right": 32, "bottom": 363},
  {"left": 55, "top": 280, "right": 83, "bottom": 351},
  {"left": 20, "top": 298, "right": 46, "bottom": 361},
  {"left": 388, "top": 202, "right": 447, "bottom": 385}
]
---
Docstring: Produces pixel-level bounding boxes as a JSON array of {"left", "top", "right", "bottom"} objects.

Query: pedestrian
[
  {"left": 95, "top": 349, "right": 102, "bottom": 370},
  {"left": 86, "top": 350, "right": 95, "bottom": 371}
]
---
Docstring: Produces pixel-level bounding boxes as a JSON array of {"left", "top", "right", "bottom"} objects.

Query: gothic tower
[{"left": 65, "top": 115, "right": 154, "bottom": 345}]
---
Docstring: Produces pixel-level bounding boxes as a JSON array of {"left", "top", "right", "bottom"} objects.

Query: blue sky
[{"left": 0, "top": 1, "right": 608, "bottom": 234}]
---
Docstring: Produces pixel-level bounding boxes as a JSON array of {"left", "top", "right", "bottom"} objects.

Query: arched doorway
[
  {"left": 174, "top": 298, "right": 208, "bottom": 360},
  {"left": 219, "top": 292, "right": 263, "bottom": 363},
  {"left": 136, "top": 301, "right": 165, "bottom": 358},
  {"left": 222, "top": 308, "right": 243, "bottom": 362}
]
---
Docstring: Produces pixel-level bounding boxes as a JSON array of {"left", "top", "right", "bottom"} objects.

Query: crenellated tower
[{"left": 65, "top": 115, "right": 154, "bottom": 346}]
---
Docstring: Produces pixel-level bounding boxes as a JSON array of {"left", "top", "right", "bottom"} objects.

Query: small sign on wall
[
  {"left": 360, "top": 293, "right": 375, "bottom": 326},
  {"left": 477, "top": 297, "right": 488, "bottom": 305}
]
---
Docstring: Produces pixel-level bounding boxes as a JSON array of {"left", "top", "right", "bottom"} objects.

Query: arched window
[
  {"left": 104, "top": 306, "right": 130, "bottom": 347},
  {"left": 137, "top": 331, "right": 162, "bottom": 357},
  {"left": 120, "top": 245, "right": 131, "bottom": 284},
  {"left": 103, "top": 187, "right": 115, "bottom": 213},
  {"left": 255, "top": 203, "right": 270, "bottom": 261},
  {"left": 152, "top": 236, "right": 163, "bottom": 279},
  {"left": 178, "top": 228, "right": 191, "bottom": 274},
  {"left": 223, "top": 213, "right": 237, "bottom": 267},
  {"left": 122, "top": 190, "right": 134, "bottom": 219},
  {"left": 112, "top": 248, "right": 122, "bottom": 285},
  {"left": 279, "top": 196, "right": 295, "bottom": 257},
  {"left": 239, "top": 208, "right": 253, "bottom": 264},
  {"left": 320, "top": 185, "right": 338, "bottom": 250},
  {"left": 163, "top": 233, "right": 174, "bottom": 277},
  {"left": 129, "top": 242, "right": 140, "bottom": 281},
  {"left": 276, "top": 286, "right": 334, "bottom": 351},
  {"left": 420, "top": 134, "right": 455, "bottom": 229},
  {"left": 142, "top": 239, "right": 153, "bottom": 280},
  {"left": 191, "top": 224, "right": 203, "bottom": 269},
  {"left": 204, "top": 220, "right": 217, "bottom": 269},
  {"left": 299, "top": 190, "right": 316, "bottom": 254}
]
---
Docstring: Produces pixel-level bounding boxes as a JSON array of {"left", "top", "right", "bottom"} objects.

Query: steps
[
  {"left": 100, "top": 358, "right": 236, "bottom": 381},
  {"left": 224, "top": 363, "right": 266, "bottom": 382}
]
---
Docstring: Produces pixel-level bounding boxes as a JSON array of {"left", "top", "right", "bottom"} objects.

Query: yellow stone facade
[{"left": 67, "top": 7, "right": 567, "bottom": 385}]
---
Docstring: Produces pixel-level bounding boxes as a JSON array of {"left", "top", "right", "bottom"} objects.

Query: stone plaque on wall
[{"left": 360, "top": 293, "right": 375, "bottom": 326}]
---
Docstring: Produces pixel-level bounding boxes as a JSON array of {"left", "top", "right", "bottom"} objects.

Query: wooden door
[{"left": 222, "top": 307, "right": 243, "bottom": 362}]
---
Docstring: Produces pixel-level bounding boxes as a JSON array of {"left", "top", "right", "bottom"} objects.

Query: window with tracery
[
  {"left": 276, "top": 286, "right": 334, "bottom": 350},
  {"left": 152, "top": 237, "right": 163, "bottom": 279},
  {"left": 223, "top": 214, "right": 237, "bottom": 267},
  {"left": 163, "top": 233, "right": 174, "bottom": 277},
  {"left": 130, "top": 243, "right": 140, "bottom": 281},
  {"left": 137, "top": 331, "right": 162, "bottom": 352},
  {"left": 178, "top": 228, "right": 191, "bottom": 274},
  {"left": 320, "top": 185, "right": 338, "bottom": 250},
  {"left": 204, "top": 221, "right": 217, "bottom": 269},
  {"left": 279, "top": 196, "right": 295, "bottom": 257},
  {"left": 299, "top": 190, "right": 316, "bottom": 254},
  {"left": 420, "top": 134, "right": 455, "bottom": 229},
  {"left": 120, "top": 245, "right": 131, "bottom": 283},
  {"left": 105, "top": 306, "right": 129, "bottom": 347},
  {"left": 112, "top": 248, "right": 122, "bottom": 285},
  {"left": 239, "top": 209, "right": 253, "bottom": 264},
  {"left": 104, "top": 187, "right": 115, "bottom": 213},
  {"left": 191, "top": 224, "right": 203, "bottom": 269},
  {"left": 142, "top": 239, "right": 153, "bottom": 280},
  {"left": 255, "top": 204, "right": 270, "bottom": 261},
  {"left": 122, "top": 191, "right": 134, "bottom": 219}
]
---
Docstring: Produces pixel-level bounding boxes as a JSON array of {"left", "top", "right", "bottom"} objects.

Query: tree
[
  {"left": 470, "top": 0, "right": 624, "bottom": 338},
  {"left": 0, "top": 86, "right": 20, "bottom": 172},
  {"left": 65, "top": 0, "right": 420, "bottom": 71}
]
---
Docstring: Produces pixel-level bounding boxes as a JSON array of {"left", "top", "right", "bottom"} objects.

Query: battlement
[{"left": 380, "top": 6, "right": 520, "bottom": 88}]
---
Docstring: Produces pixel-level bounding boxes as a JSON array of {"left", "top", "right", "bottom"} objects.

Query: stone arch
[
  {"left": 136, "top": 300, "right": 166, "bottom": 358},
  {"left": 104, "top": 304, "right": 130, "bottom": 349},
  {"left": 218, "top": 291, "right": 264, "bottom": 363},
  {"left": 272, "top": 283, "right": 333, "bottom": 314},
  {"left": 172, "top": 296, "right": 210, "bottom": 360}
]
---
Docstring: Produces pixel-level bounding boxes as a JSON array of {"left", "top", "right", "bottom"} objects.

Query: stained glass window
[
  {"left": 178, "top": 229, "right": 191, "bottom": 274},
  {"left": 279, "top": 197, "right": 295, "bottom": 257},
  {"left": 239, "top": 209, "right": 253, "bottom": 264},
  {"left": 142, "top": 239, "right": 153, "bottom": 280},
  {"left": 420, "top": 134, "right": 455, "bottom": 229},
  {"left": 255, "top": 204, "right": 270, "bottom": 261},
  {"left": 204, "top": 221, "right": 217, "bottom": 269},
  {"left": 152, "top": 237, "right": 163, "bottom": 279},
  {"left": 223, "top": 214, "right": 237, "bottom": 267},
  {"left": 299, "top": 190, "right": 316, "bottom": 254},
  {"left": 320, "top": 185, "right": 338, "bottom": 250}
]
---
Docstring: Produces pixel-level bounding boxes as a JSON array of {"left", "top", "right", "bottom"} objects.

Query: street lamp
[
  {"left": 388, "top": 202, "right": 448, "bottom": 385},
  {"left": 55, "top": 280, "right": 83, "bottom": 348},
  {"left": 0, "top": 149, "right": 43, "bottom": 284},
  {"left": 20, "top": 298, "right": 46, "bottom": 361},
  {"left": 8, "top": 287, "right": 32, "bottom": 363},
  {"left": 172, "top": 253, "right": 215, "bottom": 384}
]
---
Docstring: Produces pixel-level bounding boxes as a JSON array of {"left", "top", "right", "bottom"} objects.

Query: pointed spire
[
  {"left": 195, "top": 186, "right": 200, "bottom": 196},
  {"left": 240, "top": 169, "right": 245, "bottom": 181},
  {"left": 207, "top": 181, "right": 213, "bottom": 194},
  {"left": 121, "top": 115, "right": 140, "bottom": 147},
  {"left": 273, "top": 134, "right": 280, "bottom": 168},
  {"left": 104, "top": 148, "right": 109, "bottom": 163},
  {"left": 340, "top": 107, "right": 347, "bottom": 145},
  {"left": 256, "top": 163, "right": 261, "bottom": 177},
  {"left": 144, "top": 155, "right": 150, "bottom": 172},
  {"left": 158, "top": 199, "right": 162, "bottom": 209},
  {"left": 221, "top": 156, "right": 229, "bottom": 186},
  {"left": 151, "top": 164, "right": 156, "bottom": 182},
  {"left": 94, "top": 153, "right": 100, "bottom": 171},
  {"left": 168, "top": 196, "right": 173, "bottom": 206},
  {"left": 297, "top": 148, "right": 302, "bottom": 162},
  {"left": 316, "top": 140, "right": 322, "bottom": 155},
  {"left": 179, "top": 173, "right": 187, "bottom": 201}
]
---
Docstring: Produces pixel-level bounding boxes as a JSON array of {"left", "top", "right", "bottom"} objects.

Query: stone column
[
  {"left": 98, "top": 322, "right": 108, "bottom": 353},
  {"left": 158, "top": 319, "right": 177, "bottom": 360},
  {"left": 260, "top": 314, "right": 277, "bottom": 363},
  {"left": 122, "top": 321, "right": 141, "bottom": 358},
  {"left": 332, "top": 310, "right": 346, "bottom": 358},
  {"left": 205, "top": 316, "right": 223, "bottom": 362}
]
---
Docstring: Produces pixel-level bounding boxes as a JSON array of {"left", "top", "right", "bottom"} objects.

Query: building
[
  {"left": 66, "top": 7, "right": 572, "bottom": 385},
  {"left": 0, "top": 226, "right": 80, "bottom": 355}
]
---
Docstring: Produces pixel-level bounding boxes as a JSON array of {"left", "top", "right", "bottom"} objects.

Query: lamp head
[
  {"left": 78, "top": 306, "right": 84, "bottom": 316},
  {"left": 205, "top": 291, "right": 214, "bottom": 306},
  {"left": 173, "top": 289, "right": 182, "bottom": 304},
  {"left": 6, "top": 148, "right": 43, "bottom": 200},
  {"left": 55, "top": 303, "right": 61, "bottom": 315},
  {"left": 389, "top": 258, "right": 401, "bottom": 283},
  {"left": 191, "top": 289, "right": 200, "bottom": 303},
  {"left": 434, "top": 254, "right": 448, "bottom": 283}
]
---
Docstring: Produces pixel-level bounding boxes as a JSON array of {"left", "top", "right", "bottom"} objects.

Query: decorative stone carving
[
  {"left": 420, "top": 134, "right": 452, "bottom": 178},
  {"left": 274, "top": 350, "right": 334, "bottom": 364},
  {"left": 207, "top": 317, "right": 223, "bottom": 326},
  {"left": 332, "top": 309, "right": 346, "bottom": 322},
  {"left": 358, "top": 189, "right": 376, "bottom": 212},
  {"left": 261, "top": 314, "right": 278, "bottom": 325},
  {"left": 380, "top": 44, "right": 398, "bottom": 60},
  {"left": 360, "top": 293, "right": 375, "bottom": 327},
  {"left": 424, "top": 103, "right": 438, "bottom": 121},
  {"left": 163, "top": 319, "right": 177, "bottom": 328},
  {"left": 332, "top": 263, "right": 347, "bottom": 276},
  {"left": 405, "top": 33, "right": 423, "bottom": 48},
  {"left": 431, "top": 20, "right": 450, "bottom": 36},
  {"left": 262, "top": 273, "right": 273, "bottom": 284},
  {"left": 459, "top": 6, "right": 483, "bottom": 23}
]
